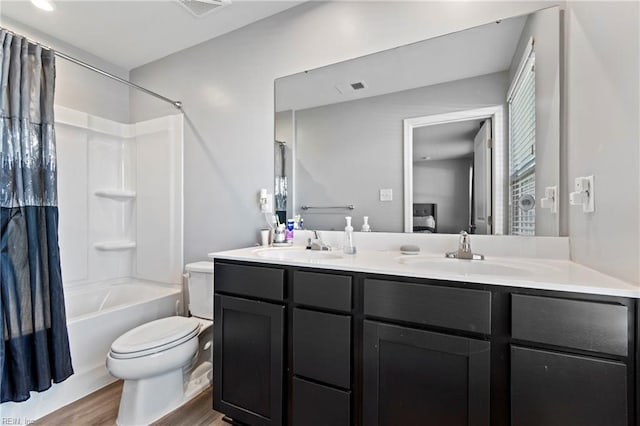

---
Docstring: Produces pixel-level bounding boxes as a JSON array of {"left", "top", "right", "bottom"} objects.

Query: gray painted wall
[
  {"left": 509, "top": 7, "right": 562, "bottom": 237},
  {"left": 129, "top": 1, "right": 559, "bottom": 264},
  {"left": 294, "top": 72, "right": 507, "bottom": 232},
  {"left": 1, "top": 17, "right": 130, "bottom": 122},
  {"left": 566, "top": 1, "right": 639, "bottom": 284},
  {"left": 414, "top": 158, "right": 472, "bottom": 234}
]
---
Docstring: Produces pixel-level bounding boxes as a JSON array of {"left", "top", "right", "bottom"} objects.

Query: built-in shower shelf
[
  {"left": 94, "top": 241, "right": 137, "bottom": 251},
  {"left": 95, "top": 189, "right": 136, "bottom": 200}
]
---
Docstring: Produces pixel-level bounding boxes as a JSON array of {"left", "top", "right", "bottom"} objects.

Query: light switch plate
[
  {"left": 569, "top": 175, "right": 594, "bottom": 213},
  {"left": 380, "top": 189, "right": 392, "bottom": 201},
  {"left": 582, "top": 175, "right": 594, "bottom": 213}
]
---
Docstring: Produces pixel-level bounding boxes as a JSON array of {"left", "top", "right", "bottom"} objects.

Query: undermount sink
[
  {"left": 255, "top": 247, "right": 343, "bottom": 261},
  {"left": 397, "top": 255, "right": 556, "bottom": 277}
]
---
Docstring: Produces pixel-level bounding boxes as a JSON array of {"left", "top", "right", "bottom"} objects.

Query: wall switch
[
  {"left": 380, "top": 189, "right": 393, "bottom": 202},
  {"left": 569, "top": 175, "right": 594, "bottom": 213},
  {"left": 540, "top": 186, "right": 557, "bottom": 214}
]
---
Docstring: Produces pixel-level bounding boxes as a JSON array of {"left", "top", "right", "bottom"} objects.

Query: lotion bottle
[
  {"left": 343, "top": 216, "right": 356, "bottom": 255},
  {"left": 361, "top": 216, "right": 371, "bottom": 232}
]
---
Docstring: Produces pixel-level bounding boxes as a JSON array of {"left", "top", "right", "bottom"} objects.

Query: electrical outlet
[
  {"left": 259, "top": 189, "right": 273, "bottom": 213},
  {"left": 263, "top": 197, "right": 273, "bottom": 213},
  {"left": 380, "top": 189, "right": 393, "bottom": 202}
]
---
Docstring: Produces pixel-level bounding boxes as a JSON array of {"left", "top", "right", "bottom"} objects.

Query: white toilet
[{"left": 106, "top": 261, "right": 214, "bottom": 426}]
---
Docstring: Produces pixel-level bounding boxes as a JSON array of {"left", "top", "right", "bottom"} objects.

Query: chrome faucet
[
  {"left": 446, "top": 231, "right": 485, "bottom": 260},
  {"left": 307, "top": 230, "right": 331, "bottom": 251}
]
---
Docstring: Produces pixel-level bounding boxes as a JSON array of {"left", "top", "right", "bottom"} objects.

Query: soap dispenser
[
  {"left": 361, "top": 216, "right": 371, "bottom": 232},
  {"left": 343, "top": 216, "right": 356, "bottom": 255}
]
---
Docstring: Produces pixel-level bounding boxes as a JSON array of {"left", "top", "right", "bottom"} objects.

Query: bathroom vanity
[{"left": 209, "top": 245, "right": 638, "bottom": 426}]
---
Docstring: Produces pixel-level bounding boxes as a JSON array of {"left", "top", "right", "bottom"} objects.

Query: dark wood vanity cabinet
[
  {"left": 213, "top": 260, "right": 637, "bottom": 426},
  {"left": 363, "top": 321, "right": 490, "bottom": 426},
  {"left": 510, "top": 294, "right": 633, "bottom": 426},
  {"left": 362, "top": 278, "right": 492, "bottom": 426},
  {"left": 291, "top": 271, "right": 353, "bottom": 426},
  {"left": 213, "top": 263, "right": 286, "bottom": 426},
  {"left": 511, "top": 346, "right": 628, "bottom": 426}
]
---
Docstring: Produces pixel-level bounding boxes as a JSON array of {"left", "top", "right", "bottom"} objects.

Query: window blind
[{"left": 509, "top": 44, "right": 536, "bottom": 236}]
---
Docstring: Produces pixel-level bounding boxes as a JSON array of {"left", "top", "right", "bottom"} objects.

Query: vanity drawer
[
  {"left": 294, "top": 270, "right": 352, "bottom": 312},
  {"left": 511, "top": 294, "right": 628, "bottom": 356},
  {"left": 293, "top": 377, "right": 351, "bottom": 426},
  {"left": 364, "top": 279, "right": 491, "bottom": 334},
  {"left": 214, "top": 262, "right": 284, "bottom": 302},
  {"left": 293, "top": 308, "right": 351, "bottom": 388}
]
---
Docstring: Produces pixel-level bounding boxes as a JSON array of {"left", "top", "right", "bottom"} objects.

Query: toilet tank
[{"left": 185, "top": 261, "right": 214, "bottom": 320}]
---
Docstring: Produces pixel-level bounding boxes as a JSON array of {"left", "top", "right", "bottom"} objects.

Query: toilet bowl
[
  {"left": 106, "top": 316, "right": 201, "bottom": 425},
  {"left": 106, "top": 261, "right": 214, "bottom": 426}
]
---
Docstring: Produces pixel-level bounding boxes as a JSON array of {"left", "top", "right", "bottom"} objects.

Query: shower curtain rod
[
  {"left": 56, "top": 51, "right": 183, "bottom": 109},
  {"left": 1, "top": 27, "right": 183, "bottom": 110}
]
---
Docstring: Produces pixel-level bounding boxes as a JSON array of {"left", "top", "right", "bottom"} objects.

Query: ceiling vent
[
  {"left": 335, "top": 81, "right": 368, "bottom": 95},
  {"left": 176, "top": 0, "right": 230, "bottom": 18}
]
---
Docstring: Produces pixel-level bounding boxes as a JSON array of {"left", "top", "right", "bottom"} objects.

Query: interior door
[{"left": 473, "top": 119, "right": 492, "bottom": 234}]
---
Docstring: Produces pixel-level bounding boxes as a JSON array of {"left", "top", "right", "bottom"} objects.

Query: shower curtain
[{"left": 0, "top": 30, "right": 73, "bottom": 403}]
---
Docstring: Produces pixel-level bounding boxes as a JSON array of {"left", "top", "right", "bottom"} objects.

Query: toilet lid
[{"left": 110, "top": 316, "right": 200, "bottom": 359}]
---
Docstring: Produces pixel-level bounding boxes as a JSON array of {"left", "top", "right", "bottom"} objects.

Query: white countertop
[{"left": 209, "top": 245, "right": 640, "bottom": 299}]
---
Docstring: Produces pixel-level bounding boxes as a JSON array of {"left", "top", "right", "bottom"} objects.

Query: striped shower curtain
[{"left": 0, "top": 30, "right": 73, "bottom": 403}]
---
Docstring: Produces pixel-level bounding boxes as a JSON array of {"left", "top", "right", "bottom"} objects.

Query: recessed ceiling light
[
  {"left": 176, "top": 0, "right": 230, "bottom": 18},
  {"left": 31, "top": 0, "right": 55, "bottom": 12}
]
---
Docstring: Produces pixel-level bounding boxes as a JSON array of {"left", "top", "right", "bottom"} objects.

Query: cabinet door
[
  {"left": 511, "top": 346, "right": 628, "bottom": 426},
  {"left": 293, "top": 308, "right": 351, "bottom": 388},
  {"left": 293, "top": 377, "right": 351, "bottom": 426},
  {"left": 363, "top": 321, "right": 490, "bottom": 426},
  {"left": 214, "top": 295, "right": 284, "bottom": 426}
]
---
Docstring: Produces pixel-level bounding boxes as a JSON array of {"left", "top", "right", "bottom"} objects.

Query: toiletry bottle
[
  {"left": 343, "top": 216, "right": 356, "bottom": 255},
  {"left": 286, "top": 219, "right": 295, "bottom": 242},
  {"left": 361, "top": 216, "right": 371, "bottom": 232}
]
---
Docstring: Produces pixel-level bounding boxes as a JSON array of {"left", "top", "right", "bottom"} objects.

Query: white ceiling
[
  {"left": 0, "top": 0, "right": 302, "bottom": 70},
  {"left": 276, "top": 14, "right": 526, "bottom": 112},
  {"left": 413, "top": 119, "right": 483, "bottom": 162}
]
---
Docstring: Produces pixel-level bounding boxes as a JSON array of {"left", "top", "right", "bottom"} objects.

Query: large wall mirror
[{"left": 275, "top": 6, "right": 560, "bottom": 236}]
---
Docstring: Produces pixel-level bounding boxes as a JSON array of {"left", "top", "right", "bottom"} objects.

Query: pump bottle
[
  {"left": 361, "top": 216, "right": 371, "bottom": 232},
  {"left": 343, "top": 216, "right": 356, "bottom": 255}
]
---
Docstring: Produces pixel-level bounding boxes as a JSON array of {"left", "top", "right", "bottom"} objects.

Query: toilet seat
[{"left": 110, "top": 316, "right": 201, "bottom": 359}]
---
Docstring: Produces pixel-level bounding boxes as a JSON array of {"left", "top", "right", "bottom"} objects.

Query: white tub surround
[
  {"left": 55, "top": 105, "right": 184, "bottom": 287},
  {"left": 209, "top": 232, "right": 637, "bottom": 298}
]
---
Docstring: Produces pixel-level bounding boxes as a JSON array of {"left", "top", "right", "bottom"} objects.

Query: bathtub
[{"left": 0, "top": 279, "right": 182, "bottom": 422}]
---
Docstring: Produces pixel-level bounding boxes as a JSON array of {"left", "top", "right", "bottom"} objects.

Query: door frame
[{"left": 403, "top": 105, "right": 506, "bottom": 233}]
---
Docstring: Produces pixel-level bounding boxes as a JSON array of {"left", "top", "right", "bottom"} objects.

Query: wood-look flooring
[{"left": 34, "top": 381, "right": 226, "bottom": 426}]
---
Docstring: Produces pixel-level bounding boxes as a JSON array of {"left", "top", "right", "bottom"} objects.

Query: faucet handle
[{"left": 459, "top": 231, "right": 471, "bottom": 251}]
